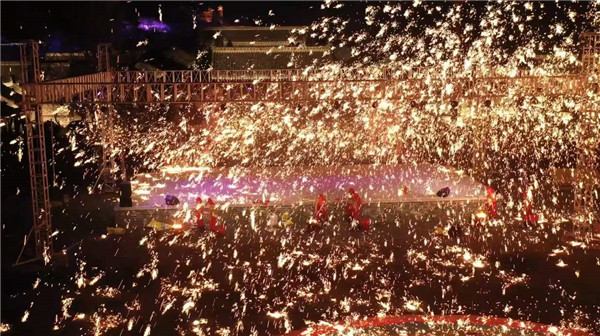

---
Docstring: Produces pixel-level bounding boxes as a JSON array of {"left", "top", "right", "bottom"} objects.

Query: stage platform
[{"left": 114, "top": 163, "right": 489, "bottom": 228}]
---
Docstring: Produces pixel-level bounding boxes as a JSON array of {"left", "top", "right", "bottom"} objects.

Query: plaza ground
[{"left": 1, "top": 190, "right": 599, "bottom": 335}]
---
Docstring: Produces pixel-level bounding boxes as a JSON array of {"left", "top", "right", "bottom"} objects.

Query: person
[
  {"left": 345, "top": 188, "right": 354, "bottom": 219},
  {"left": 195, "top": 197, "right": 205, "bottom": 230},
  {"left": 521, "top": 190, "right": 538, "bottom": 226},
  {"left": 485, "top": 186, "right": 498, "bottom": 218},
  {"left": 209, "top": 215, "right": 226, "bottom": 235},
  {"left": 448, "top": 220, "right": 463, "bottom": 238},
  {"left": 266, "top": 213, "right": 279, "bottom": 232},
  {"left": 309, "top": 194, "right": 327, "bottom": 229},
  {"left": 206, "top": 198, "right": 226, "bottom": 235},
  {"left": 345, "top": 188, "right": 361, "bottom": 221},
  {"left": 206, "top": 198, "right": 215, "bottom": 216},
  {"left": 314, "top": 193, "right": 328, "bottom": 224},
  {"left": 358, "top": 217, "right": 371, "bottom": 231},
  {"left": 435, "top": 214, "right": 449, "bottom": 236},
  {"left": 399, "top": 185, "right": 408, "bottom": 196},
  {"left": 346, "top": 188, "right": 370, "bottom": 231},
  {"left": 352, "top": 189, "right": 362, "bottom": 214},
  {"left": 281, "top": 212, "right": 294, "bottom": 227}
]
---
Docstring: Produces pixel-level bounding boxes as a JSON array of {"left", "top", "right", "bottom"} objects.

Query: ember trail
[{"left": 1, "top": 2, "right": 599, "bottom": 336}]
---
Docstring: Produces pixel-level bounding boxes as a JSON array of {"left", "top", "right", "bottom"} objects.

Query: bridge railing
[
  {"left": 24, "top": 74, "right": 596, "bottom": 105},
  {"left": 47, "top": 71, "right": 113, "bottom": 84},
  {"left": 21, "top": 72, "right": 114, "bottom": 104},
  {"left": 113, "top": 70, "right": 212, "bottom": 83},
  {"left": 39, "top": 67, "right": 580, "bottom": 85},
  {"left": 22, "top": 66, "right": 597, "bottom": 105},
  {"left": 111, "top": 68, "right": 435, "bottom": 83}
]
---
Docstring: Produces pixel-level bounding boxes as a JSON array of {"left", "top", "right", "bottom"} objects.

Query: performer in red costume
[
  {"left": 353, "top": 190, "right": 362, "bottom": 213},
  {"left": 209, "top": 216, "right": 226, "bottom": 235},
  {"left": 521, "top": 189, "right": 539, "bottom": 226},
  {"left": 314, "top": 193, "right": 328, "bottom": 224},
  {"left": 206, "top": 198, "right": 226, "bottom": 235},
  {"left": 346, "top": 188, "right": 370, "bottom": 230},
  {"left": 206, "top": 198, "right": 215, "bottom": 216},
  {"left": 345, "top": 188, "right": 354, "bottom": 219},
  {"left": 345, "top": 188, "right": 361, "bottom": 221},
  {"left": 359, "top": 217, "right": 371, "bottom": 231},
  {"left": 195, "top": 197, "right": 205, "bottom": 230},
  {"left": 485, "top": 186, "right": 498, "bottom": 218}
]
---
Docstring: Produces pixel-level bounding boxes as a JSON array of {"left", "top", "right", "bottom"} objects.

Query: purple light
[{"left": 138, "top": 18, "right": 170, "bottom": 32}]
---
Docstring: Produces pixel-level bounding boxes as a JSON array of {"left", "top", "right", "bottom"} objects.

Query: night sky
[
  {"left": 1, "top": 1, "right": 592, "bottom": 56},
  {"left": 1, "top": 2, "right": 332, "bottom": 53}
]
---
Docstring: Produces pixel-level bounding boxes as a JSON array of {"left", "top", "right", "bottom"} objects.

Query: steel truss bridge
[
  {"left": 25, "top": 68, "right": 596, "bottom": 105},
  {"left": 14, "top": 40, "right": 600, "bottom": 265}
]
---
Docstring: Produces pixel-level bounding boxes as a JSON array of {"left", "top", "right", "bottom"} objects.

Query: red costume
[
  {"left": 359, "top": 218, "right": 371, "bottom": 231},
  {"left": 206, "top": 198, "right": 225, "bottom": 234},
  {"left": 345, "top": 188, "right": 361, "bottom": 221},
  {"left": 522, "top": 190, "right": 539, "bottom": 225},
  {"left": 206, "top": 198, "right": 215, "bottom": 215},
  {"left": 485, "top": 186, "right": 498, "bottom": 218},
  {"left": 195, "top": 197, "right": 205, "bottom": 229},
  {"left": 209, "top": 215, "right": 226, "bottom": 235},
  {"left": 346, "top": 188, "right": 370, "bottom": 230},
  {"left": 353, "top": 191, "right": 362, "bottom": 210},
  {"left": 314, "top": 194, "right": 328, "bottom": 224}
]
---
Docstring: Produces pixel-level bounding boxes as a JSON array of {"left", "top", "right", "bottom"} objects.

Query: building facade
[{"left": 198, "top": 26, "right": 330, "bottom": 70}]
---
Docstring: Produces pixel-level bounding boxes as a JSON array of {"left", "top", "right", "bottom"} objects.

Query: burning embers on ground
[{"left": 5, "top": 1, "right": 600, "bottom": 335}]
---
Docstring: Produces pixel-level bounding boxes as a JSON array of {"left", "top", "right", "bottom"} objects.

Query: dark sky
[
  {"left": 0, "top": 1, "right": 341, "bottom": 52},
  {"left": 0, "top": 1, "right": 594, "bottom": 56}
]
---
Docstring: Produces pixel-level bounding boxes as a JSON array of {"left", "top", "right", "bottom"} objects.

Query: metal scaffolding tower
[
  {"left": 15, "top": 40, "right": 53, "bottom": 266},
  {"left": 97, "top": 43, "right": 111, "bottom": 72},
  {"left": 92, "top": 104, "right": 118, "bottom": 192},
  {"left": 19, "top": 39, "right": 40, "bottom": 83},
  {"left": 574, "top": 33, "right": 600, "bottom": 213},
  {"left": 92, "top": 44, "right": 117, "bottom": 192}
]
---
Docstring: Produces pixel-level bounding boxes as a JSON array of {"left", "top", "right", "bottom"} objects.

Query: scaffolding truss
[
  {"left": 97, "top": 43, "right": 111, "bottom": 72},
  {"left": 16, "top": 107, "right": 53, "bottom": 265},
  {"left": 23, "top": 73, "right": 597, "bottom": 105},
  {"left": 14, "top": 37, "right": 600, "bottom": 265},
  {"left": 19, "top": 40, "right": 40, "bottom": 84},
  {"left": 92, "top": 104, "right": 117, "bottom": 192},
  {"left": 16, "top": 41, "right": 53, "bottom": 266},
  {"left": 581, "top": 32, "right": 600, "bottom": 72}
]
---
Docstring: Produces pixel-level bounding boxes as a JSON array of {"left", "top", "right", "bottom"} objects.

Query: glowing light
[
  {"left": 404, "top": 300, "right": 421, "bottom": 311},
  {"left": 267, "top": 311, "right": 287, "bottom": 319},
  {"left": 475, "top": 210, "right": 488, "bottom": 220},
  {"left": 138, "top": 18, "right": 170, "bottom": 32}
]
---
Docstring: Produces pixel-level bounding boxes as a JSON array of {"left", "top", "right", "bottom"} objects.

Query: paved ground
[
  {"left": 129, "top": 164, "right": 487, "bottom": 207},
  {"left": 1, "top": 193, "right": 599, "bottom": 335}
]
